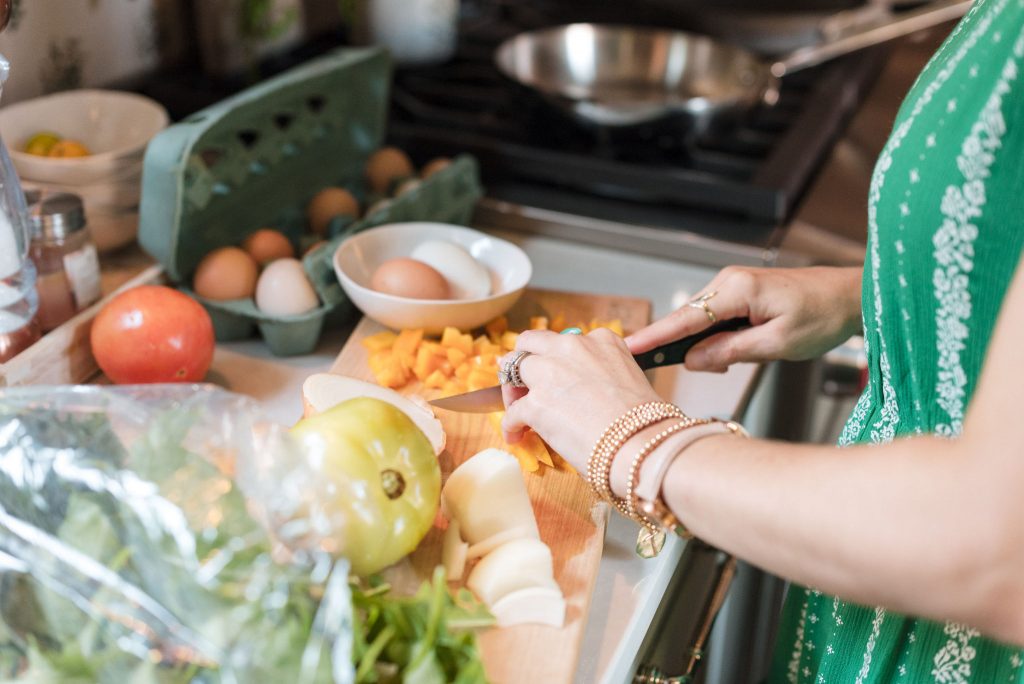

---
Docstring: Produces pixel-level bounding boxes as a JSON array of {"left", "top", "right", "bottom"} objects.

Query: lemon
[{"left": 24, "top": 132, "right": 61, "bottom": 156}]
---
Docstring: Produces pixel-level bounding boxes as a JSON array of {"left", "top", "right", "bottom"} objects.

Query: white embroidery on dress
[
  {"left": 862, "top": 0, "right": 1009, "bottom": 448},
  {"left": 787, "top": 591, "right": 811, "bottom": 683},
  {"left": 933, "top": 28, "right": 1020, "bottom": 438},
  {"left": 932, "top": 622, "right": 981, "bottom": 683},
  {"left": 838, "top": 384, "right": 873, "bottom": 446},
  {"left": 854, "top": 607, "right": 887, "bottom": 684}
]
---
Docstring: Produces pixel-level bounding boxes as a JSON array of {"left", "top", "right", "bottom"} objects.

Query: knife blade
[{"left": 428, "top": 317, "right": 750, "bottom": 413}]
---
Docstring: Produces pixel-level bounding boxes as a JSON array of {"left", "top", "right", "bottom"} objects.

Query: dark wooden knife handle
[{"left": 632, "top": 317, "right": 751, "bottom": 370}]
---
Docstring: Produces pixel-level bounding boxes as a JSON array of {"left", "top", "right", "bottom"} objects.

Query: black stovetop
[{"left": 387, "top": 2, "right": 888, "bottom": 248}]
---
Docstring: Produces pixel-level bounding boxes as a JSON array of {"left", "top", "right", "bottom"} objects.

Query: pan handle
[{"left": 769, "top": 0, "right": 973, "bottom": 78}]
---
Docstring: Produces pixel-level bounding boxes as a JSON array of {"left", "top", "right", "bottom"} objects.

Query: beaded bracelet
[{"left": 586, "top": 401, "right": 684, "bottom": 509}]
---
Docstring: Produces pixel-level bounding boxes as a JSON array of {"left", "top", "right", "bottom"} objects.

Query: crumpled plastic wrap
[{"left": 0, "top": 384, "right": 355, "bottom": 684}]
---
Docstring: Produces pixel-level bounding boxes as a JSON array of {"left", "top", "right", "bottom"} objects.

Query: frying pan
[{"left": 494, "top": 0, "right": 972, "bottom": 129}]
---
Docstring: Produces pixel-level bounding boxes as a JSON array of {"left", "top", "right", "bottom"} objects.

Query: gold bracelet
[
  {"left": 586, "top": 401, "right": 685, "bottom": 507},
  {"left": 625, "top": 417, "right": 711, "bottom": 527},
  {"left": 634, "top": 419, "right": 749, "bottom": 539}
]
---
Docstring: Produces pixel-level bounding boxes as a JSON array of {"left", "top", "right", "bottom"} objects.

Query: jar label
[{"left": 63, "top": 244, "right": 102, "bottom": 309}]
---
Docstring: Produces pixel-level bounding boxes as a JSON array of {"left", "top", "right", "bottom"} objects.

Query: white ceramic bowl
[
  {"left": 0, "top": 89, "right": 168, "bottom": 185},
  {"left": 334, "top": 222, "right": 532, "bottom": 332}
]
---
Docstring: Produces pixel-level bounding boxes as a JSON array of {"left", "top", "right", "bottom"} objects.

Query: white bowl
[
  {"left": 0, "top": 89, "right": 168, "bottom": 185},
  {"left": 334, "top": 222, "right": 532, "bottom": 333},
  {"left": 23, "top": 170, "right": 141, "bottom": 211}
]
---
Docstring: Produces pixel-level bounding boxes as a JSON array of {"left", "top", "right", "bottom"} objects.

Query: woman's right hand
[{"left": 625, "top": 266, "right": 864, "bottom": 372}]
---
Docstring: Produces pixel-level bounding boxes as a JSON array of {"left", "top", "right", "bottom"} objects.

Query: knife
[{"left": 428, "top": 317, "right": 751, "bottom": 413}]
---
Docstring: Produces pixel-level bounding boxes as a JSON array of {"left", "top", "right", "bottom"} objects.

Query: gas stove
[{"left": 387, "top": 2, "right": 888, "bottom": 261}]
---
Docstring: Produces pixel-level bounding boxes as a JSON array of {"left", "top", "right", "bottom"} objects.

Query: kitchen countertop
[{"left": 209, "top": 227, "right": 760, "bottom": 684}]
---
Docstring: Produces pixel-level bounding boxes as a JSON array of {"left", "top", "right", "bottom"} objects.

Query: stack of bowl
[{"left": 0, "top": 89, "right": 169, "bottom": 252}]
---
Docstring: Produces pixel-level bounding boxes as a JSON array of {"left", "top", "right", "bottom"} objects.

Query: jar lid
[{"left": 28, "top": 192, "right": 86, "bottom": 241}]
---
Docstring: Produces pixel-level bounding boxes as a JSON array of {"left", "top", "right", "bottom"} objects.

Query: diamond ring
[{"left": 498, "top": 350, "right": 532, "bottom": 388}]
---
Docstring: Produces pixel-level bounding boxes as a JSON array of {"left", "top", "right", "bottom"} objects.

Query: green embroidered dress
[{"left": 767, "top": 0, "right": 1024, "bottom": 681}]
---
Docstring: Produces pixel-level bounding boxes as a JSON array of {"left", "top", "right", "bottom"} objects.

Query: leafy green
[
  {"left": 351, "top": 567, "right": 493, "bottom": 684},
  {"left": 0, "top": 390, "right": 493, "bottom": 684}
]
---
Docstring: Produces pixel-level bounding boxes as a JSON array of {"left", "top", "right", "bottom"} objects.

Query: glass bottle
[
  {"left": 28, "top": 193, "right": 101, "bottom": 332},
  {"left": 0, "top": 53, "right": 41, "bottom": 363}
]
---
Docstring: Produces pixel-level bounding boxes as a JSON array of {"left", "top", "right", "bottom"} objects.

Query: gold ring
[{"left": 687, "top": 290, "right": 718, "bottom": 323}]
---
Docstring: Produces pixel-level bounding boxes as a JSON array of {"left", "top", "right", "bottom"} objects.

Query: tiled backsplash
[
  {"left": 0, "top": 0, "right": 342, "bottom": 106},
  {"left": 0, "top": 0, "right": 167, "bottom": 104}
]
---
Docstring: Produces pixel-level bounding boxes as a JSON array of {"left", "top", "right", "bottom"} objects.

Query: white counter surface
[{"left": 211, "top": 228, "right": 758, "bottom": 684}]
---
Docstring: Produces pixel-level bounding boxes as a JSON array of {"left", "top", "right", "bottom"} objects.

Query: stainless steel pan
[{"left": 494, "top": 0, "right": 972, "bottom": 129}]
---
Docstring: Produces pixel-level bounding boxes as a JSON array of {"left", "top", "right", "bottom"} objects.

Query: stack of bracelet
[
  {"left": 624, "top": 416, "right": 712, "bottom": 534},
  {"left": 586, "top": 401, "right": 684, "bottom": 521},
  {"left": 587, "top": 400, "right": 746, "bottom": 539}
]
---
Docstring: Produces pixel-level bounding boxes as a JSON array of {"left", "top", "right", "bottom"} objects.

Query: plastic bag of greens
[{"left": 0, "top": 384, "right": 354, "bottom": 684}]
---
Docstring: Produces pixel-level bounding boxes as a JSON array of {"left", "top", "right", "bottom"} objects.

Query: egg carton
[{"left": 139, "top": 47, "right": 483, "bottom": 356}]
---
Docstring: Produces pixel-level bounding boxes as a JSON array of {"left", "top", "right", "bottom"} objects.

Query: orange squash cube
[
  {"left": 424, "top": 369, "right": 448, "bottom": 389},
  {"left": 413, "top": 346, "right": 443, "bottom": 381},
  {"left": 485, "top": 316, "right": 508, "bottom": 339},
  {"left": 500, "top": 331, "right": 519, "bottom": 351},
  {"left": 446, "top": 347, "right": 468, "bottom": 366},
  {"left": 362, "top": 330, "right": 397, "bottom": 353},
  {"left": 468, "top": 368, "right": 498, "bottom": 391}
]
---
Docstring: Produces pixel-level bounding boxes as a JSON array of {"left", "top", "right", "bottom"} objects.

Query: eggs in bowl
[{"left": 333, "top": 223, "right": 532, "bottom": 333}]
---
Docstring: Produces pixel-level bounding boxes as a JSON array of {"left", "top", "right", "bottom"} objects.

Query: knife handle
[{"left": 632, "top": 317, "right": 751, "bottom": 370}]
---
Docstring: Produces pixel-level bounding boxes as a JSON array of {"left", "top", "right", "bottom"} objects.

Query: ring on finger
[
  {"left": 686, "top": 290, "right": 718, "bottom": 323},
  {"left": 499, "top": 350, "right": 532, "bottom": 388}
]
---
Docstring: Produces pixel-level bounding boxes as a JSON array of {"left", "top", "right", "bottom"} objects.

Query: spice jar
[{"left": 28, "top": 193, "right": 102, "bottom": 332}]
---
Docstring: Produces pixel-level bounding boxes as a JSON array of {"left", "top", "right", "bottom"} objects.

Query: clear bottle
[
  {"left": 0, "top": 53, "right": 41, "bottom": 363},
  {"left": 28, "top": 193, "right": 102, "bottom": 332}
]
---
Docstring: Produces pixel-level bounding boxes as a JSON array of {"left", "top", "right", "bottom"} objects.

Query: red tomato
[{"left": 91, "top": 285, "right": 215, "bottom": 384}]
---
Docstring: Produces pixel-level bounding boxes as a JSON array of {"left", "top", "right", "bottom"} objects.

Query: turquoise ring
[{"left": 560, "top": 327, "right": 583, "bottom": 335}]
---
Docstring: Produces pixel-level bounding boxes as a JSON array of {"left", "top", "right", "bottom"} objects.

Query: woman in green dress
[{"left": 497, "top": 0, "right": 1024, "bottom": 679}]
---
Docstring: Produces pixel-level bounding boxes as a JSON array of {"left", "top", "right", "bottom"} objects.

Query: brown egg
[
  {"left": 370, "top": 258, "right": 450, "bottom": 300},
  {"left": 242, "top": 228, "right": 295, "bottom": 265},
  {"left": 421, "top": 157, "right": 451, "bottom": 179},
  {"left": 365, "top": 147, "right": 414, "bottom": 195},
  {"left": 193, "top": 247, "right": 259, "bottom": 301},
  {"left": 307, "top": 188, "right": 360, "bottom": 236}
]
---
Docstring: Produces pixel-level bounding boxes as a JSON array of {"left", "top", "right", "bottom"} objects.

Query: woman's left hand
[{"left": 500, "top": 328, "right": 661, "bottom": 472}]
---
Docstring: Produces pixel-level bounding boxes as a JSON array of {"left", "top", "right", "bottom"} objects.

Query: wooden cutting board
[{"left": 329, "top": 288, "right": 651, "bottom": 684}]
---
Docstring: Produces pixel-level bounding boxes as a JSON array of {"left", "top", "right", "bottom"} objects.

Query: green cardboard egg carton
[{"left": 139, "top": 47, "right": 483, "bottom": 356}]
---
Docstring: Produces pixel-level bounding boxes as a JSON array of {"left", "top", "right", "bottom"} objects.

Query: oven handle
[{"left": 633, "top": 553, "right": 739, "bottom": 684}]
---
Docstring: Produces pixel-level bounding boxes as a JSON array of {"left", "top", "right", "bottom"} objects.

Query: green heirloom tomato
[{"left": 290, "top": 397, "right": 441, "bottom": 576}]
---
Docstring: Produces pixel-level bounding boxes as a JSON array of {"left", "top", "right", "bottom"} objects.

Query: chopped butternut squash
[{"left": 361, "top": 314, "right": 623, "bottom": 473}]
